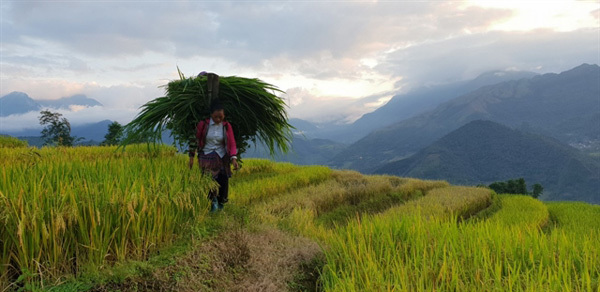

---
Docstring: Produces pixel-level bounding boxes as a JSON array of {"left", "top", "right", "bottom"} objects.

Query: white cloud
[
  {"left": 1, "top": 79, "right": 88, "bottom": 100},
  {"left": 84, "top": 84, "right": 164, "bottom": 109},
  {"left": 1, "top": 1, "right": 599, "bottom": 126},
  {"left": 284, "top": 87, "right": 396, "bottom": 124},
  {"left": 0, "top": 111, "right": 42, "bottom": 133},
  {"left": 0, "top": 106, "right": 138, "bottom": 133},
  {"left": 378, "top": 28, "right": 600, "bottom": 88},
  {"left": 466, "top": 0, "right": 600, "bottom": 32}
]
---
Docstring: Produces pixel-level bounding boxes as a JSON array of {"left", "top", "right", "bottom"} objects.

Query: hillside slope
[
  {"left": 344, "top": 70, "right": 538, "bottom": 143},
  {"left": 296, "top": 70, "right": 537, "bottom": 144},
  {"left": 375, "top": 120, "right": 600, "bottom": 203},
  {"left": 0, "top": 92, "right": 41, "bottom": 116},
  {"left": 331, "top": 64, "right": 600, "bottom": 172},
  {"left": 245, "top": 134, "right": 347, "bottom": 165}
]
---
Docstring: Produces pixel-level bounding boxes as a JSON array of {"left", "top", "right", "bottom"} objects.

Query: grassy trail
[{"left": 73, "top": 160, "right": 452, "bottom": 291}]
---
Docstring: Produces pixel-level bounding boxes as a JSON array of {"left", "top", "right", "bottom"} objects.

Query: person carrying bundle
[
  {"left": 190, "top": 100, "right": 239, "bottom": 212},
  {"left": 123, "top": 70, "right": 292, "bottom": 212}
]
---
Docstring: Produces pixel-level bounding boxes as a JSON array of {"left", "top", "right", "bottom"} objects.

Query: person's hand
[{"left": 232, "top": 158, "right": 239, "bottom": 170}]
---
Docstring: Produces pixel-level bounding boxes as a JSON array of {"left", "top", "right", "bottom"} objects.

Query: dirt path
[{"left": 92, "top": 227, "right": 323, "bottom": 292}]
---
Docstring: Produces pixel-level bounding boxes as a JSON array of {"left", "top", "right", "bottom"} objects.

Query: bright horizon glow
[{"left": 467, "top": 0, "right": 600, "bottom": 32}]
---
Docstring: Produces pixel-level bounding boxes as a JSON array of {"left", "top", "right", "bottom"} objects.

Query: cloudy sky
[{"left": 1, "top": 0, "right": 599, "bottom": 131}]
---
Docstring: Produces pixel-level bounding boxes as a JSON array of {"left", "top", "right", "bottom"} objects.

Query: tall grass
[
  {"left": 3, "top": 146, "right": 598, "bottom": 291},
  {"left": 319, "top": 194, "right": 598, "bottom": 291},
  {"left": 0, "top": 136, "right": 28, "bottom": 148},
  {"left": 0, "top": 144, "right": 176, "bottom": 165},
  {"left": 229, "top": 162, "right": 332, "bottom": 205},
  {"left": 0, "top": 145, "right": 213, "bottom": 287},
  {"left": 251, "top": 171, "right": 450, "bottom": 244},
  {"left": 547, "top": 201, "right": 600, "bottom": 234},
  {"left": 488, "top": 194, "right": 549, "bottom": 229},
  {"left": 385, "top": 186, "right": 493, "bottom": 220}
]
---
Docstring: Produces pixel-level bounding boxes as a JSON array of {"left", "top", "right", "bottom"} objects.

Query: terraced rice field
[{"left": 1, "top": 145, "right": 598, "bottom": 291}]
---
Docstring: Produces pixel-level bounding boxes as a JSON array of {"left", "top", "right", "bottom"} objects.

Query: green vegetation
[
  {"left": 375, "top": 120, "right": 600, "bottom": 204},
  {"left": 39, "top": 110, "right": 82, "bottom": 147},
  {"left": 0, "top": 145, "right": 213, "bottom": 287},
  {"left": 320, "top": 195, "right": 598, "bottom": 291},
  {"left": 547, "top": 202, "right": 600, "bottom": 234},
  {"left": 488, "top": 178, "right": 544, "bottom": 198},
  {"left": 488, "top": 195, "right": 549, "bottom": 228},
  {"left": 100, "top": 121, "right": 123, "bottom": 146},
  {"left": 123, "top": 71, "right": 293, "bottom": 157},
  {"left": 1, "top": 146, "right": 598, "bottom": 291},
  {"left": 0, "top": 136, "right": 28, "bottom": 148}
]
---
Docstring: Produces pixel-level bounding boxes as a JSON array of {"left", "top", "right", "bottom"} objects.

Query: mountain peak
[
  {"left": 0, "top": 92, "right": 41, "bottom": 116},
  {"left": 559, "top": 63, "right": 599, "bottom": 76},
  {"left": 375, "top": 120, "right": 599, "bottom": 203},
  {"left": 572, "top": 63, "right": 598, "bottom": 70},
  {"left": 1, "top": 92, "right": 103, "bottom": 117},
  {"left": 1, "top": 91, "right": 34, "bottom": 101}
]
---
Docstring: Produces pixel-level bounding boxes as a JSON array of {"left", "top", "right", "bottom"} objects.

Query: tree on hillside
[
  {"left": 488, "top": 178, "right": 526, "bottom": 194},
  {"left": 532, "top": 183, "right": 544, "bottom": 199},
  {"left": 488, "top": 178, "right": 543, "bottom": 199},
  {"left": 39, "top": 110, "right": 81, "bottom": 146},
  {"left": 101, "top": 121, "right": 124, "bottom": 146}
]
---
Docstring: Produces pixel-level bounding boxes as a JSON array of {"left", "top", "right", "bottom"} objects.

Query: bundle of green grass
[{"left": 123, "top": 70, "right": 292, "bottom": 158}]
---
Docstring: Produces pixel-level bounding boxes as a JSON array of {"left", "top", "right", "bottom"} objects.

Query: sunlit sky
[{"left": 0, "top": 0, "right": 598, "bottom": 130}]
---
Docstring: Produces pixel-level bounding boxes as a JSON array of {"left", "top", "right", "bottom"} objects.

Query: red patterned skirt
[{"left": 198, "top": 151, "right": 232, "bottom": 178}]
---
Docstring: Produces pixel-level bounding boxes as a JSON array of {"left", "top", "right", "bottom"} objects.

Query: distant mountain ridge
[
  {"left": 71, "top": 119, "right": 113, "bottom": 141},
  {"left": 343, "top": 70, "right": 538, "bottom": 143},
  {"left": 0, "top": 91, "right": 102, "bottom": 117},
  {"left": 297, "top": 70, "right": 538, "bottom": 144},
  {"left": 375, "top": 120, "right": 600, "bottom": 204},
  {"left": 1, "top": 119, "right": 114, "bottom": 145},
  {"left": 246, "top": 134, "right": 346, "bottom": 165},
  {"left": 331, "top": 64, "right": 600, "bottom": 172}
]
